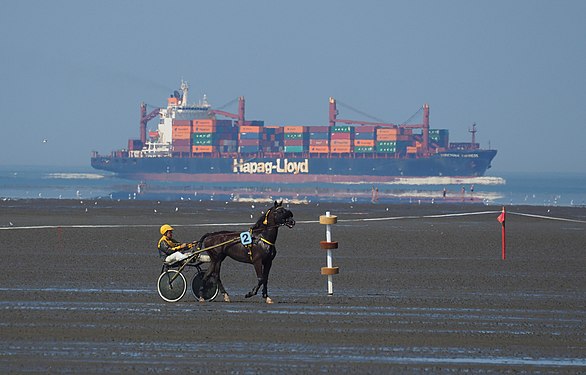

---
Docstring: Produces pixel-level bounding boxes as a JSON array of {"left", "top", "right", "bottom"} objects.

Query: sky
[{"left": 1, "top": 0, "right": 585, "bottom": 174}]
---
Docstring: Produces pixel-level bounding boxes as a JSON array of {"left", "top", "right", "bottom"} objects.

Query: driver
[{"left": 157, "top": 224, "right": 194, "bottom": 264}]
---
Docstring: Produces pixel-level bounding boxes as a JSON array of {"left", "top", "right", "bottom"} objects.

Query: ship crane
[
  {"left": 139, "top": 102, "right": 160, "bottom": 145},
  {"left": 329, "top": 97, "right": 431, "bottom": 155},
  {"left": 210, "top": 96, "right": 246, "bottom": 126}
]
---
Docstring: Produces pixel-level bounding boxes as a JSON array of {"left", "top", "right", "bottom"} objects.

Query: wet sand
[{"left": 1, "top": 199, "right": 585, "bottom": 373}]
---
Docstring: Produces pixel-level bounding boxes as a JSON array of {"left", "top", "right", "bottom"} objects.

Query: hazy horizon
[{"left": 2, "top": 1, "right": 585, "bottom": 174}]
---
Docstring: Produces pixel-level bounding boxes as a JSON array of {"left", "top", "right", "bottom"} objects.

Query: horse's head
[{"left": 263, "top": 201, "right": 295, "bottom": 228}]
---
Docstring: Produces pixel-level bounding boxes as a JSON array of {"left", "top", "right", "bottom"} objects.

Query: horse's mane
[
  {"left": 251, "top": 202, "right": 281, "bottom": 231},
  {"left": 250, "top": 211, "right": 268, "bottom": 231}
]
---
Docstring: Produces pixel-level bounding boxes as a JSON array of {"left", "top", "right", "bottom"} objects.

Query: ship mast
[{"left": 469, "top": 123, "right": 477, "bottom": 149}]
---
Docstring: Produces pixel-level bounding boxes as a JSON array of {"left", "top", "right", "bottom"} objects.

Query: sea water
[{"left": 0, "top": 166, "right": 585, "bottom": 207}]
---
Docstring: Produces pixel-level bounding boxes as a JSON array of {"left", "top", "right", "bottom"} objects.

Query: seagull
[{"left": 42, "top": 139, "right": 48, "bottom": 143}]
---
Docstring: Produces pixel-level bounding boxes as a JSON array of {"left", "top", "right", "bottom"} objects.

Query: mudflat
[{"left": 1, "top": 199, "right": 585, "bottom": 373}]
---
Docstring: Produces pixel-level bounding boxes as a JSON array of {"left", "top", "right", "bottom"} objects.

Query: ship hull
[{"left": 91, "top": 150, "right": 497, "bottom": 183}]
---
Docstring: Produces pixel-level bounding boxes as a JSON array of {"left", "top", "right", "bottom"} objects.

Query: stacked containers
[
  {"left": 330, "top": 125, "right": 354, "bottom": 153},
  {"left": 191, "top": 119, "right": 214, "bottom": 153},
  {"left": 172, "top": 119, "right": 192, "bottom": 153},
  {"left": 239, "top": 125, "right": 262, "bottom": 153},
  {"left": 262, "top": 126, "right": 284, "bottom": 153},
  {"left": 283, "top": 126, "right": 308, "bottom": 153},
  {"left": 376, "top": 127, "right": 411, "bottom": 154},
  {"left": 429, "top": 129, "right": 449, "bottom": 148},
  {"left": 214, "top": 119, "right": 238, "bottom": 153},
  {"left": 308, "top": 126, "right": 330, "bottom": 153},
  {"left": 128, "top": 139, "right": 142, "bottom": 151},
  {"left": 353, "top": 125, "right": 377, "bottom": 153}
]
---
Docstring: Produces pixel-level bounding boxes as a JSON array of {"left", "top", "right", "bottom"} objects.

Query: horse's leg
[
  {"left": 198, "top": 260, "right": 216, "bottom": 303},
  {"left": 214, "top": 255, "right": 231, "bottom": 302},
  {"left": 245, "top": 260, "right": 264, "bottom": 299},
  {"left": 261, "top": 259, "right": 274, "bottom": 304}
]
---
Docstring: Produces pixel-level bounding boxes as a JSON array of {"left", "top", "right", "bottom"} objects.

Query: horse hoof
[
  {"left": 223, "top": 294, "right": 231, "bottom": 302},
  {"left": 198, "top": 297, "right": 205, "bottom": 303},
  {"left": 265, "top": 297, "right": 274, "bottom": 304}
]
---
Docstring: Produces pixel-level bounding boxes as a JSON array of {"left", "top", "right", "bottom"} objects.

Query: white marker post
[{"left": 320, "top": 211, "right": 339, "bottom": 295}]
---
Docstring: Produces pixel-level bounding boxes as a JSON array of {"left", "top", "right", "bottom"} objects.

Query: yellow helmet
[{"left": 160, "top": 224, "right": 174, "bottom": 235}]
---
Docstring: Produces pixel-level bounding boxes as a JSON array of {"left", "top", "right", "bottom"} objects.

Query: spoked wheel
[
  {"left": 191, "top": 270, "right": 219, "bottom": 302},
  {"left": 157, "top": 270, "right": 187, "bottom": 303}
]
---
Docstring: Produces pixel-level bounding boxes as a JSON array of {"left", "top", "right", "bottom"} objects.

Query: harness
[
  {"left": 240, "top": 208, "right": 276, "bottom": 261},
  {"left": 163, "top": 205, "right": 291, "bottom": 284}
]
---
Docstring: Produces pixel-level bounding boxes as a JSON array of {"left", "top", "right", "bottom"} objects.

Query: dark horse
[{"left": 197, "top": 201, "right": 295, "bottom": 304}]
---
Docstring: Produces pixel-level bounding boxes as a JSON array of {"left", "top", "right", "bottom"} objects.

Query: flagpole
[{"left": 500, "top": 207, "right": 506, "bottom": 260}]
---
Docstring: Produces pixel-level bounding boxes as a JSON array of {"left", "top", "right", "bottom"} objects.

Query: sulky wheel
[
  {"left": 157, "top": 270, "right": 187, "bottom": 303},
  {"left": 191, "top": 271, "right": 219, "bottom": 302}
]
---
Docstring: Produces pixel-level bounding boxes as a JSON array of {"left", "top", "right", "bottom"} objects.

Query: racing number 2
[{"left": 240, "top": 231, "right": 252, "bottom": 245}]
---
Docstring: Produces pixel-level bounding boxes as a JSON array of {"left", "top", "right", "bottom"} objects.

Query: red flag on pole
[
  {"left": 497, "top": 210, "right": 505, "bottom": 224},
  {"left": 497, "top": 207, "right": 506, "bottom": 260}
]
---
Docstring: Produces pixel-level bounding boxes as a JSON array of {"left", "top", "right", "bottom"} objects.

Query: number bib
[{"left": 240, "top": 231, "right": 252, "bottom": 246}]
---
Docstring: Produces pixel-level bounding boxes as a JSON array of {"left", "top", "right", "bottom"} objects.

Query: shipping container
[
  {"left": 284, "top": 126, "right": 305, "bottom": 133},
  {"left": 330, "top": 132, "right": 354, "bottom": 140},
  {"left": 331, "top": 146, "right": 353, "bottom": 153},
  {"left": 284, "top": 132, "right": 306, "bottom": 139},
  {"left": 192, "top": 125, "right": 215, "bottom": 133},
  {"left": 239, "top": 139, "right": 261, "bottom": 146},
  {"left": 355, "top": 125, "right": 378, "bottom": 133},
  {"left": 354, "top": 146, "right": 375, "bottom": 152},
  {"left": 354, "top": 139, "right": 375, "bottom": 147},
  {"left": 192, "top": 132, "right": 213, "bottom": 139},
  {"left": 192, "top": 138, "right": 213, "bottom": 145},
  {"left": 308, "top": 126, "right": 330, "bottom": 133},
  {"left": 191, "top": 145, "right": 214, "bottom": 153},
  {"left": 283, "top": 139, "right": 305, "bottom": 146},
  {"left": 172, "top": 139, "right": 191, "bottom": 147},
  {"left": 240, "top": 125, "right": 262, "bottom": 133},
  {"left": 309, "top": 139, "right": 330, "bottom": 146},
  {"left": 331, "top": 126, "right": 354, "bottom": 133},
  {"left": 376, "top": 134, "right": 411, "bottom": 141},
  {"left": 172, "top": 126, "right": 192, "bottom": 140},
  {"left": 309, "top": 145, "right": 330, "bottom": 153},
  {"left": 192, "top": 119, "right": 215, "bottom": 126},
  {"left": 284, "top": 145, "right": 305, "bottom": 153},
  {"left": 173, "top": 119, "right": 191, "bottom": 127},
  {"left": 309, "top": 131, "right": 329, "bottom": 139},
  {"left": 239, "top": 145, "right": 261, "bottom": 153},
  {"left": 354, "top": 131, "right": 377, "bottom": 140},
  {"left": 239, "top": 132, "right": 262, "bottom": 140},
  {"left": 376, "top": 127, "right": 400, "bottom": 135},
  {"left": 331, "top": 139, "right": 352, "bottom": 146},
  {"left": 173, "top": 145, "right": 191, "bottom": 153}
]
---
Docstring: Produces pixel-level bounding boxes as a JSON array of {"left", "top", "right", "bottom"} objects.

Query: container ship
[{"left": 91, "top": 81, "right": 497, "bottom": 183}]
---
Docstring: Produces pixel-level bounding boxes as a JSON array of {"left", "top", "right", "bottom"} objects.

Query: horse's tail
[{"left": 197, "top": 233, "right": 212, "bottom": 249}]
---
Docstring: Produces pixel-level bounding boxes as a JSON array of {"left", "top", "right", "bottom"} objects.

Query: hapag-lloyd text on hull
[{"left": 233, "top": 158, "right": 309, "bottom": 174}]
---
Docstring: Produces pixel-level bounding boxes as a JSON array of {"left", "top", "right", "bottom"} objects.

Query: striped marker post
[{"left": 320, "top": 211, "right": 339, "bottom": 295}]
